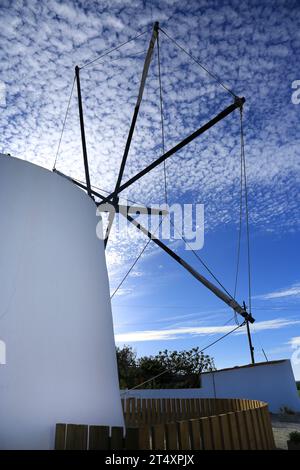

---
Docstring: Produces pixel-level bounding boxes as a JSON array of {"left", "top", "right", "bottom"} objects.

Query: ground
[{"left": 271, "top": 414, "right": 300, "bottom": 450}]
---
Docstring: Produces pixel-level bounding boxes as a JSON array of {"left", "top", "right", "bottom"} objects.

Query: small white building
[
  {"left": 199, "top": 359, "right": 300, "bottom": 413},
  {"left": 123, "top": 359, "right": 300, "bottom": 414}
]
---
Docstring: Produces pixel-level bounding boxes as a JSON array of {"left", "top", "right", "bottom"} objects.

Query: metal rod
[
  {"left": 244, "top": 301, "right": 255, "bottom": 363},
  {"left": 53, "top": 172, "right": 168, "bottom": 216},
  {"left": 97, "top": 202, "right": 167, "bottom": 215},
  {"left": 262, "top": 348, "right": 269, "bottom": 362},
  {"left": 53, "top": 169, "right": 105, "bottom": 201},
  {"left": 98, "top": 97, "right": 245, "bottom": 206},
  {"left": 104, "top": 208, "right": 116, "bottom": 248},
  {"left": 114, "top": 22, "right": 159, "bottom": 196},
  {"left": 75, "top": 65, "right": 92, "bottom": 198},
  {"left": 126, "top": 212, "right": 254, "bottom": 323},
  {"left": 106, "top": 22, "right": 159, "bottom": 248}
]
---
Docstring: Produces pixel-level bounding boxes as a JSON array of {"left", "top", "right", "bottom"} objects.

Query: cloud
[
  {"left": 115, "top": 317, "right": 300, "bottom": 343},
  {"left": 288, "top": 336, "right": 300, "bottom": 348},
  {"left": 0, "top": 0, "right": 299, "bottom": 278},
  {"left": 130, "top": 271, "right": 144, "bottom": 277},
  {"left": 111, "top": 287, "right": 133, "bottom": 298},
  {"left": 256, "top": 283, "right": 300, "bottom": 300}
]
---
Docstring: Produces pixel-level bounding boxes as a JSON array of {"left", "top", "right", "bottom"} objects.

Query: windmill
[
  {"left": 0, "top": 22, "right": 257, "bottom": 450},
  {"left": 54, "top": 21, "right": 256, "bottom": 359}
]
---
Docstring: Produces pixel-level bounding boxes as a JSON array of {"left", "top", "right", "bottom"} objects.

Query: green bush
[
  {"left": 116, "top": 345, "right": 216, "bottom": 389},
  {"left": 289, "top": 431, "right": 300, "bottom": 443}
]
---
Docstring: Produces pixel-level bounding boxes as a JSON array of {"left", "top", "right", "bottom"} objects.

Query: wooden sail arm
[
  {"left": 75, "top": 65, "right": 92, "bottom": 198},
  {"left": 125, "top": 212, "right": 255, "bottom": 323},
  {"left": 53, "top": 170, "right": 168, "bottom": 216},
  {"left": 105, "top": 22, "right": 159, "bottom": 248},
  {"left": 97, "top": 202, "right": 168, "bottom": 216},
  {"left": 114, "top": 21, "right": 159, "bottom": 196},
  {"left": 98, "top": 97, "right": 246, "bottom": 207},
  {"left": 53, "top": 169, "right": 107, "bottom": 201}
]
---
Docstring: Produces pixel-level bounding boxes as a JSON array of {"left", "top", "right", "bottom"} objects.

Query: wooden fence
[{"left": 55, "top": 398, "right": 275, "bottom": 450}]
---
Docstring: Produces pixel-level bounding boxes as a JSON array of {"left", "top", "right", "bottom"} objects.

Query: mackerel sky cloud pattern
[{"left": 1, "top": 0, "right": 300, "bottom": 372}]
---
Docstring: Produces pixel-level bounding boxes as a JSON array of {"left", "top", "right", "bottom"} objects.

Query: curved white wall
[
  {"left": 123, "top": 360, "right": 300, "bottom": 413},
  {"left": 201, "top": 359, "right": 300, "bottom": 413},
  {"left": 0, "top": 156, "right": 124, "bottom": 449}
]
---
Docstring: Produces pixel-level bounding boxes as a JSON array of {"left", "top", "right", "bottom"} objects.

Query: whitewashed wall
[
  {"left": 0, "top": 156, "right": 124, "bottom": 449},
  {"left": 122, "top": 360, "right": 300, "bottom": 413}
]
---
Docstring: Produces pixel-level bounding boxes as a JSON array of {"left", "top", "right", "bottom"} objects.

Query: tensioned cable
[
  {"left": 121, "top": 319, "right": 246, "bottom": 394},
  {"left": 169, "top": 218, "right": 236, "bottom": 301},
  {"left": 157, "top": 33, "right": 235, "bottom": 302},
  {"left": 53, "top": 76, "right": 75, "bottom": 170},
  {"left": 240, "top": 107, "right": 252, "bottom": 315},
  {"left": 73, "top": 175, "right": 238, "bottom": 304},
  {"left": 234, "top": 141, "right": 243, "bottom": 302},
  {"left": 157, "top": 30, "right": 168, "bottom": 205},
  {"left": 159, "top": 27, "right": 237, "bottom": 99},
  {"left": 110, "top": 216, "right": 167, "bottom": 299},
  {"left": 252, "top": 324, "right": 269, "bottom": 361},
  {"left": 87, "top": 48, "right": 148, "bottom": 70},
  {"left": 233, "top": 118, "right": 244, "bottom": 325},
  {"left": 80, "top": 30, "right": 148, "bottom": 69},
  {"left": 110, "top": 238, "right": 152, "bottom": 299},
  {"left": 71, "top": 177, "right": 147, "bottom": 207},
  {"left": 110, "top": 208, "right": 236, "bottom": 302}
]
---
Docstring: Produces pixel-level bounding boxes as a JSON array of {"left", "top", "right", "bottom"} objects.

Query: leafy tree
[
  {"left": 116, "top": 345, "right": 215, "bottom": 389},
  {"left": 156, "top": 348, "right": 215, "bottom": 388},
  {"left": 137, "top": 355, "right": 172, "bottom": 389},
  {"left": 116, "top": 345, "right": 138, "bottom": 389}
]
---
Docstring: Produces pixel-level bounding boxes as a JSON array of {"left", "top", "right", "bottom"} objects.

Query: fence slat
[
  {"left": 261, "top": 406, "right": 275, "bottom": 449},
  {"left": 178, "top": 421, "right": 191, "bottom": 450},
  {"left": 152, "top": 423, "right": 166, "bottom": 450},
  {"left": 209, "top": 415, "right": 223, "bottom": 450},
  {"left": 165, "top": 422, "right": 179, "bottom": 450},
  {"left": 176, "top": 398, "right": 182, "bottom": 420},
  {"left": 218, "top": 414, "right": 231, "bottom": 450},
  {"left": 226, "top": 412, "right": 240, "bottom": 450},
  {"left": 243, "top": 410, "right": 256, "bottom": 450},
  {"left": 146, "top": 399, "right": 152, "bottom": 423},
  {"left": 235, "top": 412, "right": 249, "bottom": 450},
  {"left": 189, "top": 419, "right": 202, "bottom": 450},
  {"left": 55, "top": 423, "right": 66, "bottom": 450},
  {"left": 185, "top": 399, "right": 191, "bottom": 419},
  {"left": 138, "top": 426, "right": 151, "bottom": 450},
  {"left": 194, "top": 398, "right": 201, "bottom": 418},
  {"left": 125, "top": 428, "right": 140, "bottom": 450},
  {"left": 248, "top": 408, "right": 260, "bottom": 450},
  {"left": 161, "top": 399, "right": 166, "bottom": 424},
  {"left": 152, "top": 399, "right": 157, "bottom": 424},
  {"left": 171, "top": 399, "right": 176, "bottom": 421},
  {"left": 142, "top": 399, "right": 148, "bottom": 425},
  {"left": 136, "top": 398, "right": 141, "bottom": 425},
  {"left": 89, "top": 426, "right": 109, "bottom": 450},
  {"left": 156, "top": 399, "right": 162, "bottom": 424},
  {"left": 200, "top": 417, "right": 213, "bottom": 450},
  {"left": 111, "top": 427, "right": 124, "bottom": 450},
  {"left": 201, "top": 399, "right": 209, "bottom": 417},
  {"left": 165, "top": 399, "right": 171, "bottom": 422},
  {"left": 253, "top": 407, "right": 268, "bottom": 449},
  {"left": 54, "top": 398, "right": 274, "bottom": 451},
  {"left": 65, "top": 424, "right": 88, "bottom": 450}
]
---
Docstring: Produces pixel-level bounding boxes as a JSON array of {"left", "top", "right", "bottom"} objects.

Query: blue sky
[{"left": 0, "top": 0, "right": 299, "bottom": 378}]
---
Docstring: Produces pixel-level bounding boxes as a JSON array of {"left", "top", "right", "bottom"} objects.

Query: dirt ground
[{"left": 271, "top": 414, "right": 300, "bottom": 450}]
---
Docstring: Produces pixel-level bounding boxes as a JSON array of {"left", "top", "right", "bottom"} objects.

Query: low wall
[
  {"left": 121, "top": 360, "right": 300, "bottom": 414},
  {"left": 55, "top": 398, "right": 275, "bottom": 450}
]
